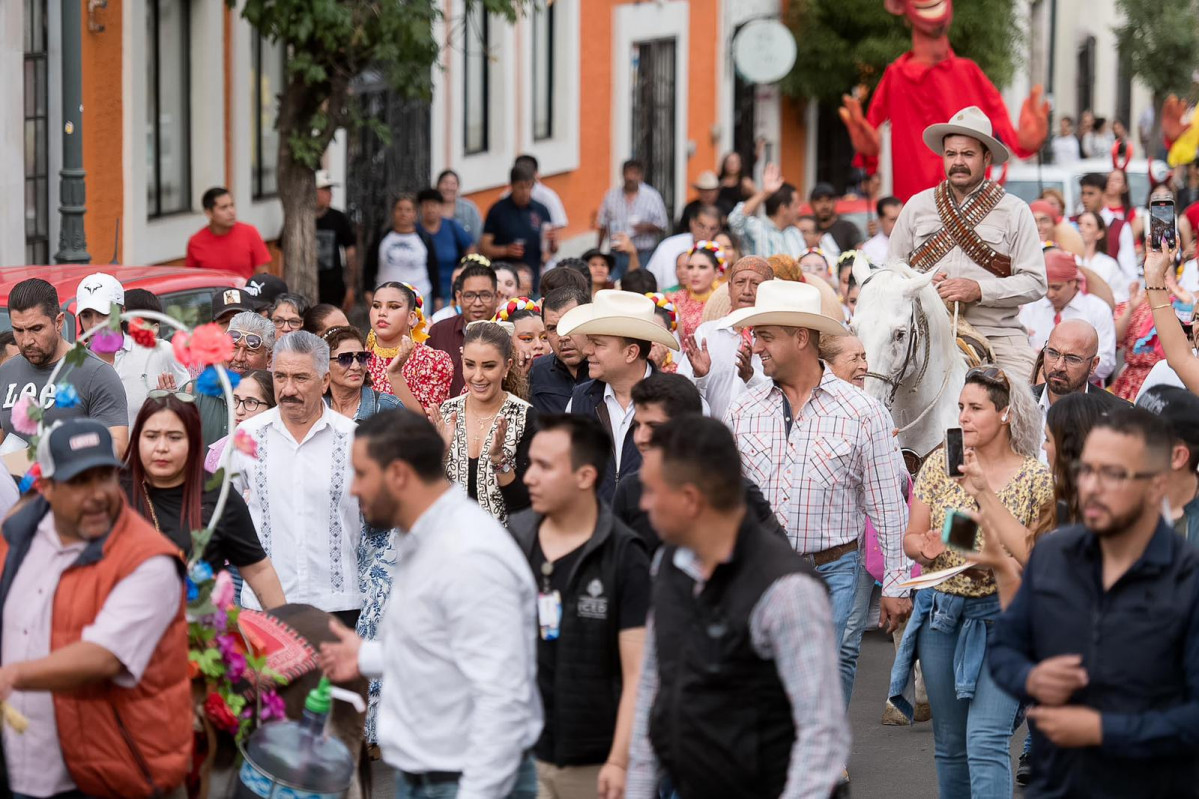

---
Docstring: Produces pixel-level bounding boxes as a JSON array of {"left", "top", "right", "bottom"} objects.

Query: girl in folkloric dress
[
  {"left": 666, "top": 240, "right": 725, "bottom": 342},
  {"left": 365, "top": 281, "right": 453, "bottom": 412}
]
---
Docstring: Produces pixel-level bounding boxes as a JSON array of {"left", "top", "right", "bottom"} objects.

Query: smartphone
[
  {"left": 1150, "top": 199, "right": 1175, "bottom": 251},
  {"left": 942, "top": 510, "right": 980, "bottom": 552},
  {"left": 944, "top": 428, "right": 965, "bottom": 478}
]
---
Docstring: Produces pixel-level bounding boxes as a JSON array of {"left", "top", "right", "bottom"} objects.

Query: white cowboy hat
[
  {"left": 922, "top": 106, "right": 1010, "bottom": 166},
  {"left": 724, "top": 280, "right": 847, "bottom": 337},
  {"left": 556, "top": 290, "right": 680, "bottom": 350},
  {"left": 691, "top": 171, "right": 720, "bottom": 191}
]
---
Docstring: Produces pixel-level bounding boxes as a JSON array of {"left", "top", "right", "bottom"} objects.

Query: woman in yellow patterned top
[{"left": 890, "top": 367, "right": 1054, "bottom": 798}]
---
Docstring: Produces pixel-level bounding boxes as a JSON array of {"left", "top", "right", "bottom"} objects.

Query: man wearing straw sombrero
[
  {"left": 723, "top": 280, "right": 911, "bottom": 709},
  {"left": 888, "top": 106, "right": 1048, "bottom": 384},
  {"left": 557, "top": 291, "right": 680, "bottom": 503}
]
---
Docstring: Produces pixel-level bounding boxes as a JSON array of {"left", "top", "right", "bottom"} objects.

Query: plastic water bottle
[{"left": 235, "top": 676, "right": 355, "bottom": 798}]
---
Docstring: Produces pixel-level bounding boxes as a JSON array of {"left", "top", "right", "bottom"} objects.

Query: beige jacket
[{"left": 888, "top": 183, "right": 1047, "bottom": 337}]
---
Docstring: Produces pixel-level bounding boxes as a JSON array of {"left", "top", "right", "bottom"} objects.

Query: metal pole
[{"left": 55, "top": 0, "right": 90, "bottom": 264}]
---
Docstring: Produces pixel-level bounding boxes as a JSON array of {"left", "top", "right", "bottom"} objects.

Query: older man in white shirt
[
  {"left": 232, "top": 330, "right": 363, "bottom": 622},
  {"left": 677, "top": 256, "right": 771, "bottom": 420},
  {"left": 1019, "top": 250, "right": 1117, "bottom": 381},
  {"left": 319, "top": 409, "right": 541, "bottom": 799}
]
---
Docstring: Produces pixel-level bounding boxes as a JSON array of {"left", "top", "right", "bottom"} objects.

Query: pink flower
[
  {"left": 89, "top": 327, "right": 124, "bottom": 354},
  {"left": 225, "top": 651, "right": 247, "bottom": 683},
  {"left": 233, "top": 429, "right": 259, "bottom": 460},
  {"left": 172, "top": 324, "right": 234, "bottom": 368},
  {"left": 259, "top": 689, "right": 287, "bottom": 721},
  {"left": 11, "top": 395, "right": 39, "bottom": 436},
  {"left": 212, "top": 569, "right": 235, "bottom": 612}
]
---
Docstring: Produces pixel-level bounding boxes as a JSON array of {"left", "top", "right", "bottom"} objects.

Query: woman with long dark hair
[
  {"left": 1045, "top": 392, "right": 1109, "bottom": 525},
  {"left": 125, "top": 392, "right": 285, "bottom": 609}
]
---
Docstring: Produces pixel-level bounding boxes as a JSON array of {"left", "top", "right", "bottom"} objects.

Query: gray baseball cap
[{"left": 36, "top": 419, "right": 123, "bottom": 482}]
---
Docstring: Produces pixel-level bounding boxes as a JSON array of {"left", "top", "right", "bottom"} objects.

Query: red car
[{"left": 0, "top": 265, "right": 247, "bottom": 340}]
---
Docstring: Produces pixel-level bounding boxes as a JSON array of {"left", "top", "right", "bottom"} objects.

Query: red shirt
[
  {"left": 185, "top": 222, "right": 271, "bottom": 279},
  {"left": 862, "top": 51, "right": 1037, "bottom": 201},
  {"left": 1184, "top": 201, "right": 1199, "bottom": 235}
]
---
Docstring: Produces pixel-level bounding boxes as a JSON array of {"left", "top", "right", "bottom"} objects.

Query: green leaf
[
  {"left": 204, "top": 469, "right": 226, "bottom": 492},
  {"left": 64, "top": 343, "right": 89, "bottom": 368}
]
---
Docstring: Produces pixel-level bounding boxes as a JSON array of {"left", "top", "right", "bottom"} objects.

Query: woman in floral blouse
[
  {"left": 892, "top": 367, "right": 1054, "bottom": 797},
  {"left": 366, "top": 281, "right": 453, "bottom": 412},
  {"left": 666, "top": 240, "right": 725, "bottom": 342}
]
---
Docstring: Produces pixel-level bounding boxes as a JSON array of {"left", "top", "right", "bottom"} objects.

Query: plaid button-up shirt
[
  {"left": 727, "top": 201, "right": 806, "bottom": 258},
  {"left": 725, "top": 368, "right": 911, "bottom": 597}
]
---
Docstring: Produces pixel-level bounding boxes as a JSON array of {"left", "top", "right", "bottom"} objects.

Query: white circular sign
[{"left": 733, "top": 19, "right": 797, "bottom": 85}]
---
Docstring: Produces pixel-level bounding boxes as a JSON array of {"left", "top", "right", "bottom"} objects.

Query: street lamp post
[{"left": 54, "top": 0, "right": 91, "bottom": 264}]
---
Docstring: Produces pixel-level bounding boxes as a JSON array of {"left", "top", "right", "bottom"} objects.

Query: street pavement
[{"left": 371, "top": 628, "right": 1029, "bottom": 798}]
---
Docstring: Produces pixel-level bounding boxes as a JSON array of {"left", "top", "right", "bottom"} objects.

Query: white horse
[{"left": 850, "top": 255, "right": 970, "bottom": 461}]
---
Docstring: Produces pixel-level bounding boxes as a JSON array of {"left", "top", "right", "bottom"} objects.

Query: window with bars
[
  {"left": 463, "top": 4, "right": 490, "bottom": 155},
  {"left": 24, "top": 0, "right": 49, "bottom": 264},
  {"left": 251, "top": 33, "right": 285, "bottom": 199},
  {"left": 146, "top": 0, "right": 192, "bottom": 218},
  {"left": 531, "top": 3, "right": 554, "bottom": 142}
]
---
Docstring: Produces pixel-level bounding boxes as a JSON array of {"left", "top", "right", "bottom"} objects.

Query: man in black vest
[
  {"left": 509, "top": 415, "right": 651, "bottom": 799},
  {"left": 530, "top": 287, "right": 592, "bottom": 414},
  {"left": 626, "top": 417, "right": 849, "bottom": 799},
  {"left": 610, "top": 373, "right": 785, "bottom": 550},
  {"left": 558, "top": 291, "right": 679, "bottom": 502}
]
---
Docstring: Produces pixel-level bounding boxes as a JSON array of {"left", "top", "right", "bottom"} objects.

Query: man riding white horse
[{"left": 888, "top": 106, "right": 1047, "bottom": 384}]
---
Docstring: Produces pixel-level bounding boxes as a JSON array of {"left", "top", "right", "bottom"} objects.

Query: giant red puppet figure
[{"left": 840, "top": 0, "right": 1050, "bottom": 200}]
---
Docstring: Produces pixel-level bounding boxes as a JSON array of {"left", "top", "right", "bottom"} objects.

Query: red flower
[
  {"left": 204, "top": 691, "right": 239, "bottom": 733},
  {"left": 129, "top": 319, "right": 158, "bottom": 349},
  {"left": 173, "top": 324, "right": 234, "bottom": 368}
]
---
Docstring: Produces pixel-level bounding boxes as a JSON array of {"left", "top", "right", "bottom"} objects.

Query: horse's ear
[
  {"left": 902, "top": 268, "right": 938, "bottom": 297},
  {"left": 851, "top": 251, "right": 874, "bottom": 288}
]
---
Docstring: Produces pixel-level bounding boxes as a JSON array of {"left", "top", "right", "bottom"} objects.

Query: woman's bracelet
[
  {"left": 1145, "top": 285, "right": 1170, "bottom": 292},
  {"left": 1151, "top": 302, "right": 1174, "bottom": 311}
]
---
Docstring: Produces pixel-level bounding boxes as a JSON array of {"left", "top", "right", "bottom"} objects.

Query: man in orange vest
[{"left": 0, "top": 419, "right": 191, "bottom": 799}]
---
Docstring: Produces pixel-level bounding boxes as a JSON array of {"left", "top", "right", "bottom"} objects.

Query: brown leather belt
[{"left": 808, "top": 540, "right": 859, "bottom": 567}]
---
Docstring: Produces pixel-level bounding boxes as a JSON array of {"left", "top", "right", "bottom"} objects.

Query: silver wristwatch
[{"left": 495, "top": 458, "right": 514, "bottom": 475}]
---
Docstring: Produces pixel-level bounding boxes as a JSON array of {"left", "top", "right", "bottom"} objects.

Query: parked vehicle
[{"left": 1004, "top": 158, "right": 1150, "bottom": 218}]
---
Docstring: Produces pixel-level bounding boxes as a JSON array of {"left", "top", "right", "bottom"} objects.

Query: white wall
[{"left": 0, "top": 2, "right": 25, "bottom": 265}]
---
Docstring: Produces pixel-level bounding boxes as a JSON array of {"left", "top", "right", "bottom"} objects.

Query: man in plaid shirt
[{"left": 724, "top": 280, "right": 912, "bottom": 708}]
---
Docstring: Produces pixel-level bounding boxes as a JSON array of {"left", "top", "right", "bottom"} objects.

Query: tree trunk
[{"left": 277, "top": 152, "right": 318, "bottom": 301}]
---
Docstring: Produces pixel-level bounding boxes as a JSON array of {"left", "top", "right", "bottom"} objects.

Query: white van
[{"left": 1003, "top": 158, "right": 1150, "bottom": 218}]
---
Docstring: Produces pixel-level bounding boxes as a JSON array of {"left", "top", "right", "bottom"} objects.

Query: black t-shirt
[
  {"left": 822, "top": 217, "right": 863, "bottom": 253},
  {"left": 482, "top": 196, "right": 552, "bottom": 272},
  {"left": 131, "top": 480, "right": 267, "bottom": 568},
  {"left": 531, "top": 534, "right": 651, "bottom": 760},
  {"left": 316, "top": 208, "right": 355, "bottom": 274}
]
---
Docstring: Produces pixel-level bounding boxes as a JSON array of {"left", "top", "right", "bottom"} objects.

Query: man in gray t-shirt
[{"left": 1, "top": 278, "right": 129, "bottom": 452}]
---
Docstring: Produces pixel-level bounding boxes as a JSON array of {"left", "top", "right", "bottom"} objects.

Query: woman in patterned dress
[
  {"left": 430, "top": 321, "right": 537, "bottom": 525},
  {"left": 666, "top": 240, "right": 725, "bottom": 342},
  {"left": 891, "top": 367, "right": 1055, "bottom": 797},
  {"left": 366, "top": 281, "right": 453, "bottom": 412},
  {"left": 645, "top": 292, "right": 680, "bottom": 374}
]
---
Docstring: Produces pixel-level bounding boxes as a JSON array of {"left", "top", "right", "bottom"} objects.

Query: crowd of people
[{"left": 2, "top": 102, "right": 1199, "bottom": 799}]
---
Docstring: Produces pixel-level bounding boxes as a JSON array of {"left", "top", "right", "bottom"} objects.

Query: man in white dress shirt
[
  {"left": 1019, "top": 251, "right": 1117, "bottom": 381},
  {"left": 319, "top": 409, "right": 541, "bottom": 799},
  {"left": 677, "top": 256, "right": 771, "bottom": 420},
  {"left": 232, "top": 331, "right": 363, "bottom": 622},
  {"left": 861, "top": 197, "right": 902, "bottom": 265},
  {"left": 644, "top": 206, "right": 721, "bottom": 290}
]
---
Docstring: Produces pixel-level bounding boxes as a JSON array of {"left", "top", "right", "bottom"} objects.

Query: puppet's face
[{"left": 885, "top": 0, "right": 953, "bottom": 37}]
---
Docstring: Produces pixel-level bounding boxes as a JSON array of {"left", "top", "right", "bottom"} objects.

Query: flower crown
[
  {"left": 688, "top": 240, "right": 728, "bottom": 272},
  {"left": 493, "top": 297, "right": 540, "bottom": 322},
  {"left": 460, "top": 253, "right": 492, "bottom": 269},
  {"left": 399, "top": 282, "right": 430, "bottom": 343},
  {"left": 836, "top": 249, "right": 861, "bottom": 266},
  {"left": 645, "top": 292, "right": 678, "bottom": 332},
  {"left": 800, "top": 247, "right": 827, "bottom": 259}
]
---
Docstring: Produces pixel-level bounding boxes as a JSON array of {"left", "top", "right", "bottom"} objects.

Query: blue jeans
[
  {"left": 813, "top": 549, "right": 862, "bottom": 707},
  {"left": 396, "top": 754, "right": 538, "bottom": 799},
  {"left": 918, "top": 611, "right": 1019, "bottom": 798},
  {"left": 838, "top": 553, "right": 878, "bottom": 707}
]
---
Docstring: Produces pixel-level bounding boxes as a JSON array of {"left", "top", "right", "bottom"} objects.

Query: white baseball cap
[
  {"left": 315, "top": 170, "right": 338, "bottom": 190},
  {"left": 76, "top": 272, "right": 125, "bottom": 316}
]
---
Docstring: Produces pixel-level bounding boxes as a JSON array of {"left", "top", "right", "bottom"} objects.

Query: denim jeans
[
  {"left": 838, "top": 552, "right": 878, "bottom": 707},
  {"left": 396, "top": 754, "right": 538, "bottom": 799},
  {"left": 918, "top": 611, "right": 1019, "bottom": 798},
  {"left": 813, "top": 549, "right": 862, "bottom": 707}
]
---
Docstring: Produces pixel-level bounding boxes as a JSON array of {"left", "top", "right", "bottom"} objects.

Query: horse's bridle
[{"left": 864, "top": 298, "right": 931, "bottom": 407}]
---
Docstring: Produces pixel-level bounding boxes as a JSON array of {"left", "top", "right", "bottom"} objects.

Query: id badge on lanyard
[{"left": 538, "top": 561, "right": 561, "bottom": 640}]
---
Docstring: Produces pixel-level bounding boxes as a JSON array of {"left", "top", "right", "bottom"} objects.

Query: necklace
[
  {"left": 141, "top": 481, "right": 162, "bottom": 534},
  {"left": 366, "top": 329, "right": 401, "bottom": 359},
  {"left": 466, "top": 398, "right": 502, "bottom": 444}
]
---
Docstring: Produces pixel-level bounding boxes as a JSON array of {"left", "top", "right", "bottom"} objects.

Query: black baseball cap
[
  {"left": 243, "top": 274, "right": 289, "bottom": 310},
  {"left": 810, "top": 182, "right": 838, "bottom": 200},
  {"left": 1137, "top": 385, "right": 1199, "bottom": 451},
  {"left": 212, "top": 288, "right": 257, "bottom": 320},
  {"left": 37, "top": 419, "right": 123, "bottom": 482}
]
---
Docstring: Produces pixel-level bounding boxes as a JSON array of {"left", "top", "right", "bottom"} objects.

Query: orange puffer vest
[{"left": 0, "top": 497, "right": 192, "bottom": 798}]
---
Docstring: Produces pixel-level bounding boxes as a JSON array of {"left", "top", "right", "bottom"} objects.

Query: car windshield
[{"left": 1004, "top": 179, "right": 1066, "bottom": 206}]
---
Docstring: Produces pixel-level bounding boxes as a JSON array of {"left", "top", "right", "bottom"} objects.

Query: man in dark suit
[{"left": 1032, "top": 319, "right": 1132, "bottom": 413}]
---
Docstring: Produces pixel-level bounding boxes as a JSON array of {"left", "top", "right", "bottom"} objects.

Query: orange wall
[{"left": 81, "top": 0, "right": 124, "bottom": 263}]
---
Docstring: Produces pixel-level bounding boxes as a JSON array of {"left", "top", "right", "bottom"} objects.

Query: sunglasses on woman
[
  {"left": 334, "top": 351, "right": 371, "bottom": 368},
  {"left": 147, "top": 389, "right": 196, "bottom": 403},
  {"left": 966, "top": 366, "right": 1010, "bottom": 389},
  {"left": 229, "top": 330, "right": 264, "bottom": 350}
]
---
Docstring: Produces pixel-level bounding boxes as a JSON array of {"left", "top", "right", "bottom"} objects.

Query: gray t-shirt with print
[{"left": 0, "top": 350, "right": 129, "bottom": 442}]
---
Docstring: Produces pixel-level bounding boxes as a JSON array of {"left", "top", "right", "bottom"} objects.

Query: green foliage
[
  {"left": 63, "top": 343, "right": 89, "bottom": 369},
  {"left": 1114, "top": 0, "right": 1199, "bottom": 99},
  {"left": 781, "top": 0, "right": 1022, "bottom": 104}
]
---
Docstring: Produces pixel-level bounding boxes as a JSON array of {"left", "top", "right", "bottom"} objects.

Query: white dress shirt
[
  {"left": 675, "top": 318, "right": 767, "bottom": 421},
  {"left": 563, "top": 364, "right": 652, "bottom": 471},
  {"left": 233, "top": 405, "right": 363, "bottom": 611},
  {"left": 861, "top": 232, "right": 889, "bottom": 266},
  {"left": 1019, "top": 292, "right": 1117, "bottom": 380},
  {"left": 645, "top": 232, "right": 693, "bottom": 289},
  {"left": 114, "top": 335, "right": 190, "bottom": 426},
  {"left": 1081, "top": 252, "right": 1129, "bottom": 303},
  {"left": 357, "top": 485, "right": 541, "bottom": 799}
]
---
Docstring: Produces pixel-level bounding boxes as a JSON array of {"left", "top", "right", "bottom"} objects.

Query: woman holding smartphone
[{"left": 890, "top": 367, "right": 1054, "bottom": 798}]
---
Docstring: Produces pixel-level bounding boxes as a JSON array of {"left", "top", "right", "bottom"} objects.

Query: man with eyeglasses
[
  {"left": 1020, "top": 250, "right": 1116, "bottom": 381},
  {"left": 427, "top": 263, "right": 500, "bottom": 396},
  {"left": 1136, "top": 386, "right": 1199, "bottom": 545},
  {"left": 1031, "top": 319, "right": 1129, "bottom": 413},
  {"left": 193, "top": 311, "right": 276, "bottom": 447},
  {"left": 989, "top": 408, "right": 1199, "bottom": 797}
]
